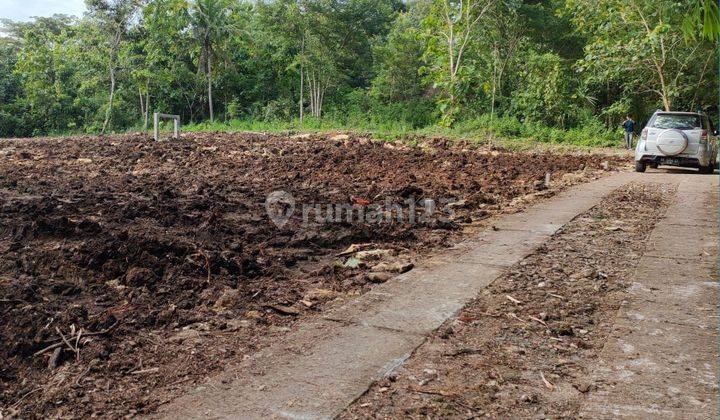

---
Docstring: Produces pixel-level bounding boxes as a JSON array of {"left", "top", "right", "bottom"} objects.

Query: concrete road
[{"left": 580, "top": 170, "right": 718, "bottom": 418}]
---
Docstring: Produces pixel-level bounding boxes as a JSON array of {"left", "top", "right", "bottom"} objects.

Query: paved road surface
[{"left": 580, "top": 171, "right": 718, "bottom": 418}]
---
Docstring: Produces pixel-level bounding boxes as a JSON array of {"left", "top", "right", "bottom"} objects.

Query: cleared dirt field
[{"left": 0, "top": 133, "right": 625, "bottom": 417}]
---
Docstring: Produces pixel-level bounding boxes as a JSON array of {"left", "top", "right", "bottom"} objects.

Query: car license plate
[{"left": 662, "top": 157, "right": 680, "bottom": 165}]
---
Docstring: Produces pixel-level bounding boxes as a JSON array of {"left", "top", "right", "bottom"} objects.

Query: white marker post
[{"left": 153, "top": 113, "right": 181, "bottom": 141}]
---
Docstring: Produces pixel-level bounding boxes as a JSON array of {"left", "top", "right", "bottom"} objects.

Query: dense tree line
[{"left": 0, "top": 0, "right": 717, "bottom": 138}]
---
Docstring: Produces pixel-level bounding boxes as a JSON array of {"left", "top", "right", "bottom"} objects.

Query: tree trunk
[
  {"left": 139, "top": 85, "right": 146, "bottom": 130},
  {"left": 318, "top": 83, "right": 324, "bottom": 118},
  {"left": 299, "top": 62, "right": 304, "bottom": 123},
  {"left": 656, "top": 64, "right": 671, "bottom": 111},
  {"left": 144, "top": 80, "right": 149, "bottom": 131},
  {"left": 101, "top": 64, "right": 116, "bottom": 135},
  {"left": 490, "top": 47, "right": 498, "bottom": 123},
  {"left": 448, "top": 60, "right": 456, "bottom": 114},
  {"left": 307, "top": 70, "right": 320, "bottom": 118},
  {"left": 207, "top": 49, "right": 214, "bottom": 123},
  {"left": 313, "top": 74, "right": 318, "bottom": 117},
  {"left": 661, "top": 95, "right": 671, "bottom": 112},
  {"left": 299, "top": 38, "right": 305, "bottom": 123},
  {"left": 101, "top": 30, "right": 122, "bottom": 136},
  {"left": 306, "top": 71, "right": 312, "bottom": 117}
]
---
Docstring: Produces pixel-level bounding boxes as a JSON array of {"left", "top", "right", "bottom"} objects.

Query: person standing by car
[{"left": 623, "top": 115, "right": 635, "bottom": 149}]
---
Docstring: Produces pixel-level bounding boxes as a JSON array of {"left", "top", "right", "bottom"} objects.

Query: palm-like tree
[{"left": 190, "top": 0, "right": 232, "bottom": 122}]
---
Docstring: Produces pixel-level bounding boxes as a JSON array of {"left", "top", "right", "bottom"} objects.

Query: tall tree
[
  {"left": 190, "top": 0, "right": 233, "bottom": 122},
  {"left": 371, "top": 8, "right": 427, "bottom": 104},
  {"left": 257, "top": 0, "right": 310, "bottom": 121},
  {"left": 11, "top": 15, "right": 85, "bottom": 134},
  {"left": 568, "top": 0, "right": 715, "bottom": 112},
  {"left": 422, "top": 0, "right": 494, "bottom": 125},
  {"left": 86, "top": 0, "right": 137, "bottom": 135},
  {"left": 485, "top": 1, "right": 523, "bottom": 121},
  {"left": 143, "top": 0, "right": 200, "bottom": 122}
]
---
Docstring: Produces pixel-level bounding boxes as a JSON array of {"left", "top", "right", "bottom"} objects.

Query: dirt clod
[
  {"left": 214, "top": 289, "right": 242, "bottom": 309},
  {"left": 124, "top": 267, "right": 157, "bottom": 286},
  {"left": 371, "top": 262, "right": 414, "bottom": 273},
  {"left": 303, "top": 288, "right": 336, "bottom": 302},
  {"left": 367, "top": 272, "right": 392, "bottom": 283}
]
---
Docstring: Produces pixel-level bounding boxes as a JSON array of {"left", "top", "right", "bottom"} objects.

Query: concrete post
[{"left": 153, "top": 113, "right": 180, "bottom": 141}]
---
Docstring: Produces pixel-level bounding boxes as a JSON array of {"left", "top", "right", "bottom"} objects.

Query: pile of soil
[
  {"left": 0, "top": 132, "right": 625, "bottom": 417},
  {"left": 341, "top": 182, "right": 672, "bottom": 418}
]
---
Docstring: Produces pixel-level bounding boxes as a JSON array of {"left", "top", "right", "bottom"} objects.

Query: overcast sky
[{"left": 2, "top": 0, "right": 86, "bottom": 22}]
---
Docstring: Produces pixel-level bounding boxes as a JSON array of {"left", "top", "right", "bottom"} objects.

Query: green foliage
[
  {"left": 12, "top": 16, "right": 87, "bottom": 134},
  {"left": 184, "top": 113, "right": 618, "bottom": 149},
  {"left": 0, "top": 0, "right": 716, "bottom": 146},
  {"left": 0, "top": 42, "right": 20, "bottom": 103},
  {"left": 568, "top": 0, "right": 717, "bottom": 114},
  {"left": 420, "top": 0, "right": 498, "bottom": 125},
  {"left": 683, "top": 0, "right": 720, "bottom": 41},
  {"left": 225, "top": 97, "right": 242, "bottom": 120},
  {"left": 510, "top": 51, "right": 578, "bottom": 128},
  {"left": 370, "top": 9, "right": 426, "bottom": 104},
  {"left": 428, "top": 114, "right": 618, "bottom": 147},
  {"left": 518, "top": 0, "right": 583, "bottom": 60}
]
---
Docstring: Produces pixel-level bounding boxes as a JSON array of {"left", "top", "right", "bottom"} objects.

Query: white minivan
[{"left": 635, "top": 111, "right": 718, "bottom": 174}]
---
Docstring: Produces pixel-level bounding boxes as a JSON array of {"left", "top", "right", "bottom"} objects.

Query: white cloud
[{"left": 1, "top": 0, "right": 86, "bottom": 22}]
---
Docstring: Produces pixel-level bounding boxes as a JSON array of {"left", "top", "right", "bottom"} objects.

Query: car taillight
[
  {"left": 641, "top": 128, "right": 648, "bottom": 141},
  {"left": 701, "top": 130, "right": 708, "bottom": 143}
]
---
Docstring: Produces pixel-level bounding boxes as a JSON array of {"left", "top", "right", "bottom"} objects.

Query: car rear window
[{"left": 651, "top": 114, "right": 702, "bottom": 130}]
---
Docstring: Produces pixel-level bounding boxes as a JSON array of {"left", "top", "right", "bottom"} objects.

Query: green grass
[
  {"left": 182, "top": 115, "right": 626, "bottom": 153},
  {"left": 183, "top": 116, "right": 413, "bottom": 137},
  {"left": 21, "top": 115, "right": 626, "bottom": 154}
]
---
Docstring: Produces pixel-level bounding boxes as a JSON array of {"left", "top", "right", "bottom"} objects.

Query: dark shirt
[{"left": 623, "top": 119, "right": 635, "bottom": 133}]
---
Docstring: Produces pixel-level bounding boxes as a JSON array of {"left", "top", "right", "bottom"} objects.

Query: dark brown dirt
[
  {"left": 0, "top": 132, "right": 626, "bottom": 418},
  {"left": 340, "top": 183, "right": 672, "bottom": 419}
]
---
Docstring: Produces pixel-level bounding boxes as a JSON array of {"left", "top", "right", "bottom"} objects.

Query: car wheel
[{"left": 635, "top": 161, "right": 646, "bottom": 173}]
